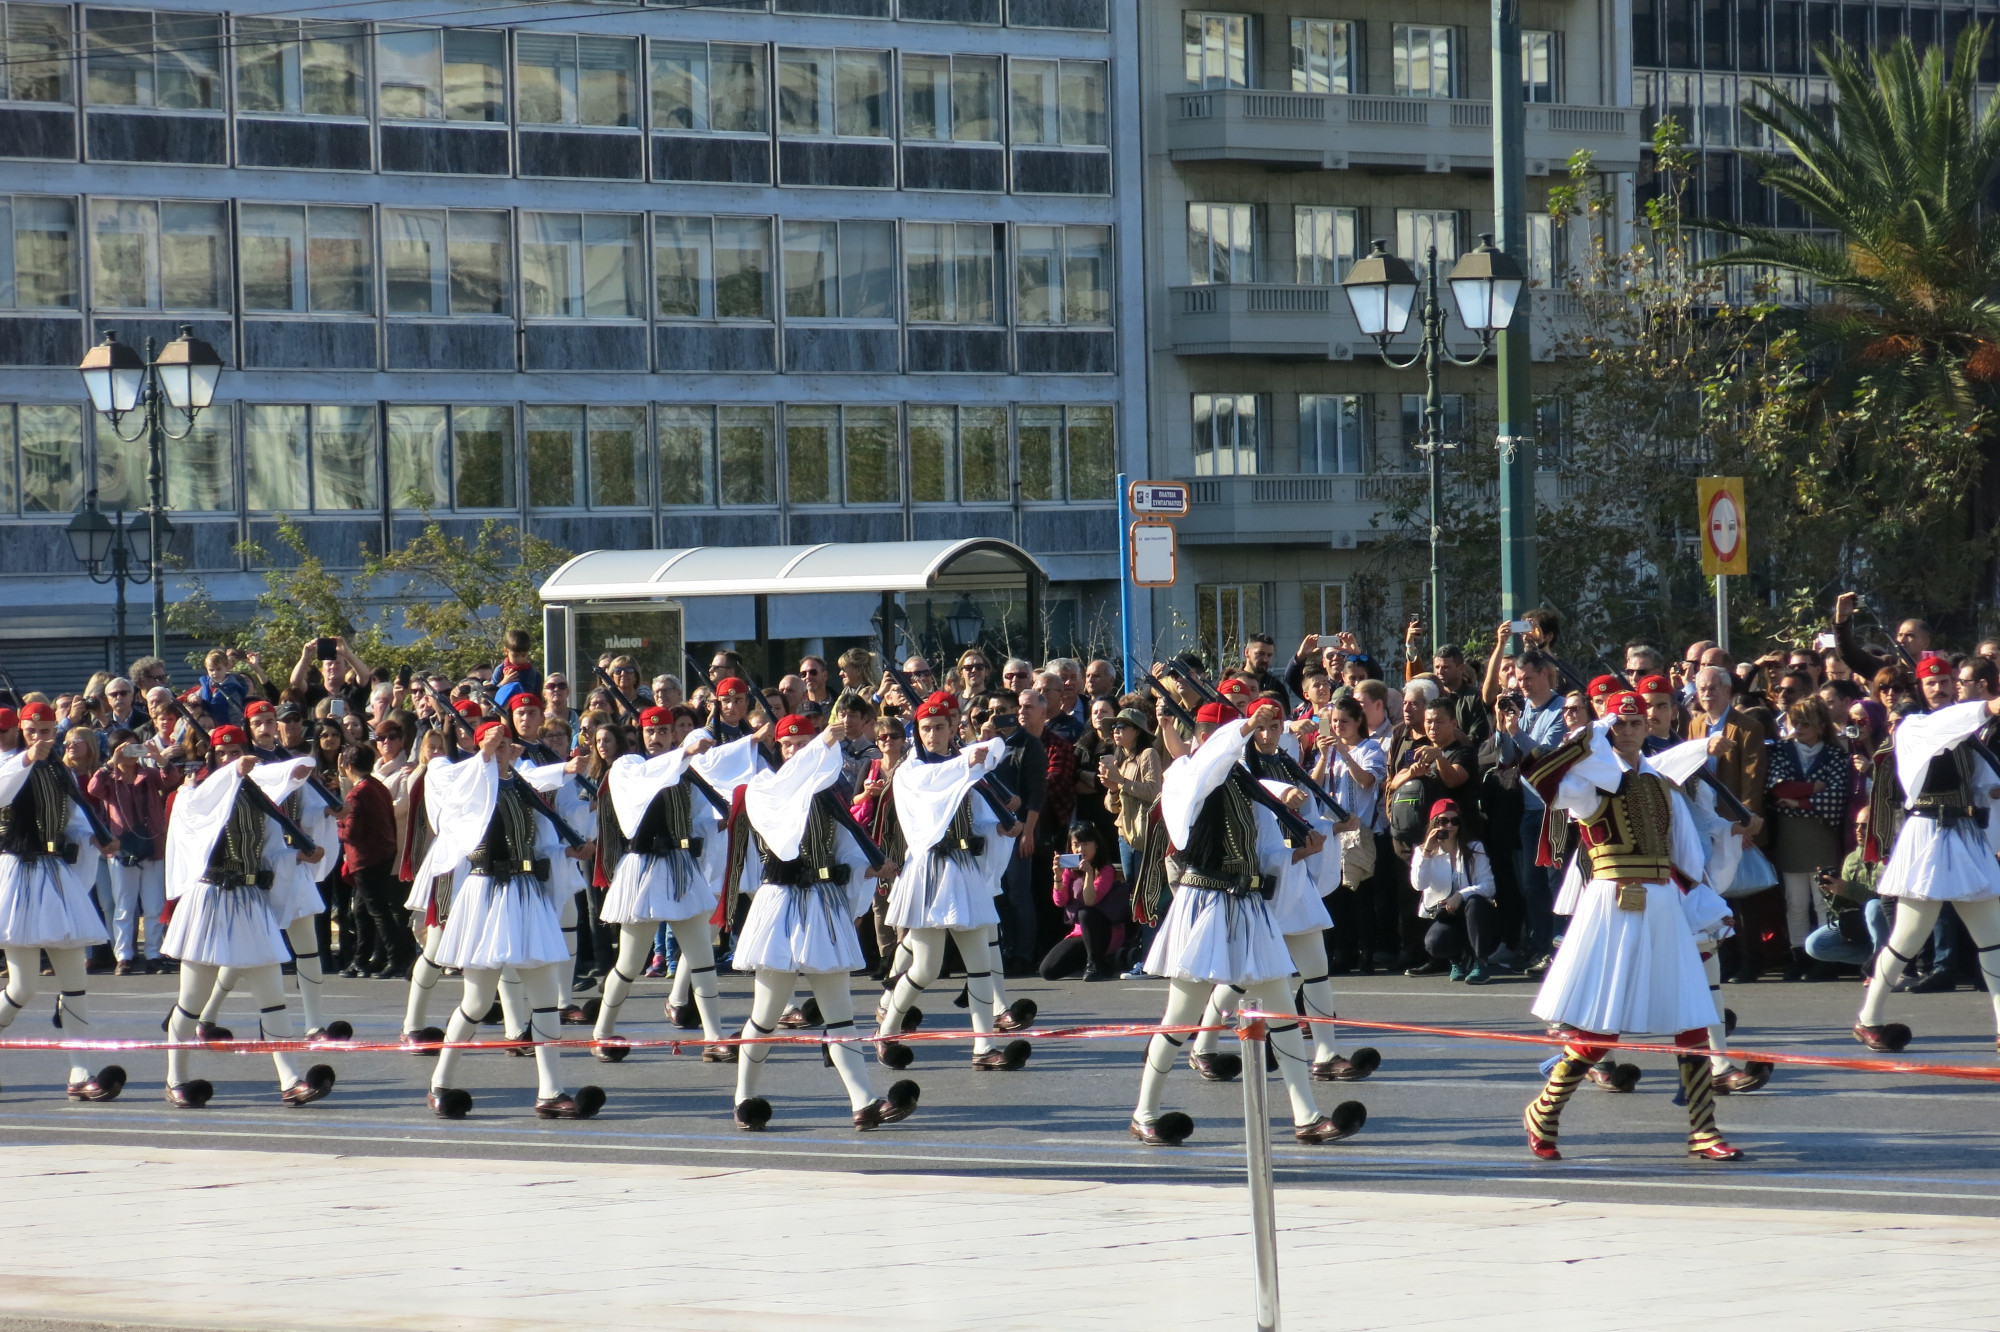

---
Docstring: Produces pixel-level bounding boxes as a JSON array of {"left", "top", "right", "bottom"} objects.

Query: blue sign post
[{"left": 1117, "top": 470, "right": 1134, "bottom": 692}]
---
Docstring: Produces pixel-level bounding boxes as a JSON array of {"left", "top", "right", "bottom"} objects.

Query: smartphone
[
  {"left": 1814, "top": 632, "right": 1837, "bottom": 651},
  {"left": 328, "top": 699, "right": 348, "bottom": 719},
  {"left": 1057, "top": 853, "right": 1083, "bottom": 870},
  {"left": 1509, "top": 620, "right": 1534, "bottom": 634},
  {"left": 316, "top": 637, "right": 337, "bottom": 661},
  {"left": 397, "top": 664, "right": 413, "bottom": 690}
]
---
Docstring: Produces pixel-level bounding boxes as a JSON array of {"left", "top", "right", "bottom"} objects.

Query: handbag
[{"left": 1339, "top": 826, "right": 1377, "bottom": 886}]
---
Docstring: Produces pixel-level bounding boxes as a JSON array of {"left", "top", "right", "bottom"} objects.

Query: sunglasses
[
  {"left": 801, "top": 667, "right": 823, "bottom": 675},
  {"left": 1432, "top": 816, "right": 1461, "bottom": 827}
]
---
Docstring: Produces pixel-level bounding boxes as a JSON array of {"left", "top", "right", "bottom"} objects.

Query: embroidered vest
[{"left": 1575, "top": 770, "right": 1674, "bottom": 882}]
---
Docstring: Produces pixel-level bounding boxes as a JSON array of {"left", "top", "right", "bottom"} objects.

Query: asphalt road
[{"left": 4, "top": 962, "right": 1998, "bottom": 1216}]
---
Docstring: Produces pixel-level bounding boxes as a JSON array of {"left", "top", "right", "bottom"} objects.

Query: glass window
[
  {"left": 587, "top": 405, "right": 647, "bottom": 508},
  {"left": 90, "top": 199, "right": 229, "bottom": 311},
  {"left": 521, "top": 212, "right": 643, "bottom": 319},
  {"left": 243, "top": 404, "right": 308, "bottom": 510},
  {"left": 785, "top": 403, "right": 836, "bottom": 505},
  {"left": 1193, "top": 393, "right": 1258, "bottom": 475},
  {"left": 95, "top": 403, "right": 231, "bottom": 513},
  {"left": 961, "top": 404, "right": 1008, "bottom": 502},
  {"left": 387, "top": 402, "right": 447, "bottom": 508},
  {"left": 312, "top": 404, "right": 378, "bottom": 510},
  {"left": 3, "top": 4, "right": 72, "bottom": 103},
  {"left": 1015, "top": 224, "right": 1111, "bottom": 326},
  {"left": 904, "top": 222, "right": 997, "bottom": 325},
  {"left": 85, "top": 7, "right": 222, "bottom": 108},
  {"left": 911, "top": 403, "right": 1009, "bottom": 503},
  {"left": 1187, "top": 202, "right": 1253, "bottom": 285},
  {"left": 1401, "top": 392, "right": 1466, "bottom": 451},
  {"left": 1392, "top": 24, "right": 1453, "bottom": 98},
  {"left": 1301, "top": 582, "right": 1346, "bottom": 636},
  {"left": 1067, "top": 405, "right": 1113, "bottom": 500},
  {"left": 516, "top": 33, "right": 638, "bottom": 128},
  {"left": 777, "top": 48, "right": 890, "bottom": 138},
  {"left": 657, "top": 404, "right": 714, "bottom": 505},
  {"left": 782, "top": 219, "right": 895, "bottom": 321},
  {"left": 908, "top": 405, "right": 954, "bottom": 503},
  {"left": 384, "top": 208, "right": 510, "bottom": 316},
  {"left": 453, "top": 404, "right": 515, "bottom": 509},
  {"left": 239, "top": 203, "right": 373, "bottom": 314},
  {"left": 720, "top": 405, "right": 776, "bottom": 505},
  {"left": 1522, "top": 30, "right": 1557, "bottom": 103},
  {"left": 5, "top": 404, "right": 83, "bottom": 513},
  {"left": 901, "top": 53, "right": 1000, "bottom": 143},
  {"left": 376, "top": 27, "right": 506, "bottom": 122},
  {"left": 1293, "top": 205, "right": 1355, "bottom": 284},
  {"left": 844, "top": 405, "right": 899, "bottom": 505},
  {"left": 1197, "top": 583, "right": 1263, "bottom": 666},
  {"left": 1526, "top": 212, "right": 1554, "bottom": 285},
  {"left": 655, "top": 215, "right": 772, "bottom": 320},
  {"left": 1016, "top": 404, "right": 1059, "bottom": 501},
  {"left": 652, "top": 41, "right": 767, "bottom": 133},
  {"left": 235, "top": 18, "right": 365, "bottom": 117},
  {"left": 1009, "top": 58, "right": 1108, "bottom": 146},
  {"left": 0, "top": 194, "right": 78, "bottom": 309},
  {"left": 526, "top": 405, "right": 582, "bottom": 508},
  {"left": 1395, "top": 209, "right": 1458, "bottom": 273},
  {"left": 1299, "top": 393, "right": 1367, "bottom": 472},
  {"left": 1183, "top": 12, "right": 1250, "bottom": 87},
  {"left": 1290, "top": 19, "right": 1353, "bottom": 94}
]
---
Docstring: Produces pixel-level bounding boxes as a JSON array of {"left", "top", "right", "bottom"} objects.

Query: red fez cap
[
  {"left": 473, "top": 718, "right": 508, "bottom": 745},
  {"left": 1587, "top": 674, "right": 1620, "bottom": 699},
  {"left": 714, "top": 677, "right": 749, "bottom": 697},
  {"left": 452, "top": 699, "right": 483, "bottom": 720},
  {"left": 18, "top": 701, "right": 55, "bottom": 723},
  {"left": 1217, "top": 677, "right": 1257, "bottom": 701},
  {"left": 244, "top": 699, "right": 273, "bottom": 719},
  {"left": 507, "top": 692, "right": 544, "bottom": 713},
  {"left": 1636, "top": 674, "right": 1673, "bottom": 698},
  {"left": 209, "top": 724, "right": 247, "bottom": 748},
  {"left": 1194, "top": 701, "right": 1240, "bottom": 725},
  {"left": 639, "top": 706, "right": 672, "bottom": 728},
  {"left": 1605, "top": 691, "right": 1646, "bottom": 718},
  {"left": 0, "top": 708, "right": 17, "bottom": 730},
  {"left": 774, "top": 714, "right": 817, "bottom": 739},
  {"left": 1916, "top": 654, "right": 1953, "bottom": 681},
  {"left": 1428, "top": 797, "right": 1460, "bottom": 821},
  {"left": 924, "top": 690, "right": 959, "bottom": 713},
  {"left": 914, "top": 697, "right": 953, "bottom": 720}
]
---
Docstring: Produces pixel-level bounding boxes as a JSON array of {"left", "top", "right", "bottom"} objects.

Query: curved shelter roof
[{"left": 539, "top": 538, "right": 1044, "bottom": 602}]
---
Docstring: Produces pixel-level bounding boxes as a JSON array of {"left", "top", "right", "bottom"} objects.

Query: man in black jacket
[{"left": 985, "top": 691, "right": 1044, "bottom": 976}]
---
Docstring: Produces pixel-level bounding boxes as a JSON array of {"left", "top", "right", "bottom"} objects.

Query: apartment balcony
[
  {"left": 1177, "top": 469, "right": 1580, "bottom": 546},
  {"left": 1164, "top": 89, "right": 1643, "bottom": 175},
  {"left": 1163, "top": 286, "right": 1582, "bottom": 360}
]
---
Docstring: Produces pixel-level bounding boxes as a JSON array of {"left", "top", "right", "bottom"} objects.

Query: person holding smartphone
[
  {"left": 1038, "top": 822, "right": 1128, "bottom": 981},
  {"left": 1411, "top": 798, "right": 1498, "bottom": 983}
]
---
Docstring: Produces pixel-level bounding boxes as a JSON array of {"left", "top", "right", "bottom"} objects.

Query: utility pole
[{"left": 1492, "top": 0, "right": 1538, "bottom": 620}]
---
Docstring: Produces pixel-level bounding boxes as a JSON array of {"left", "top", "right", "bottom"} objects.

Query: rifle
[
  {"left": 1270, "top": 746, "right": 1351, "bottom": 823},
  {"left": 592, "top": 665, "right": 644, "bottom": 727},
  {"left": 423, "top": 679, "right": 585, "bottom": 849},
  {"left": 1550, "top": 655, "right": 1593, "bottom": 696},
  {"left": 1690, "top": 765, "right": 1754, "bottom": 825},
  {"left": 822, "top": 789, "right": 886, "bottom": 868},
  {"left": 1231, "top": 768, "right": 1318, "bottom": 844},
  {"left": 1141, "top": 674, "right": 1198, "bottom": 731},
  {"left": 165, "top": 687, "right": 345, "bottom": 815},
  {"left": 1592, "top": 656, "right": 1634, "bottom": 690},
  {"left": 1164, "top": 658, "right": 1225, "bottom": 705},
  {"left": 40, "top": 757, "right": 114, "bottom": 846}
]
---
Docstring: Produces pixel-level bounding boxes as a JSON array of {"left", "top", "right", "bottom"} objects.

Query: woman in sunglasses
[{"left": 1411, "top": 798, "right": 1498, "bottom": 984}]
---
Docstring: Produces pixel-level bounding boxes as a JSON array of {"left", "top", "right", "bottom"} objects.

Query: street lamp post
[
  {"left": 1341, "top": 236, "right": 1523, "bottom": 658},
  {"left": 65, "top": 492, "right": 162, "bottom": 674},
  {"left": 76, "top": 325, "right": 224, "bottom": 661}
]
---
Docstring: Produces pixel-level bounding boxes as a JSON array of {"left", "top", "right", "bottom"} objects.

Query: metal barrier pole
[{"left": 1238, "top": 1015, "right": 1281, "bottom": 1332}]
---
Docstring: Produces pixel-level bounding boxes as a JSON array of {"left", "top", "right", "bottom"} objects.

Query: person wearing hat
[
  {"left": 273, "top": 702, "right": 312, "bottom": 758},
  {"left": 1585, "top": 674, "right": 1621, "bottom": 719},
  {"left": 0, "top": 701, "right": 126, "bottom": 1101},
  {"left": 87, "top": 739, "right": 184, "bottom": 975},
  {"left": 729, "top": 711, "right": 917, "bottom": 1132},
  {"left": 158, "top": 725, "right": 337, "bottom": 1108},
  {"left": 243, "top": 700, "right": 287, "bottom": 761},
  {"left": 413, "top": 719, "right": 604, "bottom": 1120},
  {"left": 494, "top": 691, "right": 595, "bottom": 1032},
  {"left": 1852, "top": 656, "right": 2000, "bottom": 1054},
  {"left": 1411, "top": 797, "right": 1498, "bottom": 980},
  {"left": 1684, "top": 665, "right": 1770, "bottom": 981},
  {"left": 0, "top": 706, "right": 21, "bottom": 757},
  {"left": 1130, "top": 700, "right": 1367, "bottom": 1149},
  {"left": 592, "top": 705, "right": 727, "bottom": 1060},
  {"left": 873, "top": 697, "right": 1028, "bottom": 1072},
  {"left": 1520, "top": 691, "right": 1742, "bottom": 1162},
  {"left": 1102, "top": 706, "right": 1163, "bottom": 881}
]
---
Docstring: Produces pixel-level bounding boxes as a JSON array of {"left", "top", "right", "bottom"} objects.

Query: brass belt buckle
[
  {"left": 1615, "top": 883, "right": 1647, "bottom": 912},
  {"left": 817, "top": 867, "right": 832, "bottom": 880},
  {"left": 520, "top": 859, "right": 534, "bottom": 873}
]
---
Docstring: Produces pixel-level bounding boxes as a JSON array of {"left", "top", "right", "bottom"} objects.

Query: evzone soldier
[
  {"left": 494, "top": 692, "right": 595, "bottom": 1041},
  {"left": 417, "top": 719, "right": 604, "bottom": 1120},
  {"left": 872, "top": 696, "right": 1029, "bottom": 1072},
  {"left": 159, "top": 725, "right": 336, "bottom": 1108},
  {"left": 1522, "top": 692, "right": 1742, "bottom": 1161},
  {"left": 1182, "top": 699, "right": 1381, "bottom": 1085},
  {"left": 398, "top": 717, "right": 455, "bottom": 1053},
  {"left": 665, "top": 678, "right": 765, "bottom": 1029},
  {"left": 1853, "top": 663, "right": 2000, "bottom": 1053},
  {"left": 0, "top": 701, "right": 125, "bottom": 1101},
  {"left": 729, "top": 712, "right": 918, "bottom": 1132},
  {"left": 593, "top": 705, "right": 730, "bottom": 1061},
  {"left": 1131, "top": 701, "right": 1367, "bottom": 1147}
]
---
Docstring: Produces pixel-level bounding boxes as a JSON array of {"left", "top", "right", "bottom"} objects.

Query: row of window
[
  {"left": 1183, "top": 205, "right": 1566, "bottom": 287},
  {"left": 0, "top": 195, "right": 1115, "bottom": 328},
  {"left": 1182, "top": 13, "right": 1562, "bottom": 101},
  {"left": 0, "top": 9, "right": 1110, "bottom": 150},
  {"left": 1638, "top": 70, "right": 1829, "bottom": 150},
  {"left": 1188, "top": 390, "right": 1545, "bottom": 475},
  {"left": 0, "top": 399, "right": 1117, "bottom": 519},
  {"left": 1634, "top": 0, "right": 2000, "bottom": 79}
]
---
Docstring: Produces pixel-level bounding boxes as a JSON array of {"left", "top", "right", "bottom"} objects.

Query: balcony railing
[
  {"left": 1178, "top": 469, "right": 1572, "bottom": 545},
  {"left": 1164, "top": 285, "right": 1580, "bottom": 360},
  {"left": 1165, "top": 89, "right": 1644, "bottom": 174}
]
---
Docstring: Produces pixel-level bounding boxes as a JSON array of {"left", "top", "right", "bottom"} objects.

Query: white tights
[
  {"left": 433, "top": 963, "right": 567, "bottom": 1099},
  {"left": 1189, "top": 934, "right": 1341, "bottom": 1063},
  {"left": 1136, "top": 976, "right": 1323, "bottom": 1128},
  {"left": 168, "top": 961, "right": 302, "bottom": 1091},
  {"left": 1703, "top": 951, "right": 1734, "bottom": 1075},
  {"left": 876, "top": 927, "right": 997, "bottom": 1054},
  {"left": 403, "top": 923, "right": 445, "bottom": 1033},
  {"left": 665, "top": 919, "right": 724, "bottom": 1038},
  {"left": 735, "top": 970, "right": 874, "bottom": 1111},
  {"left": 1860, "top": 897, "right": 2000, "bottom": 1030},
  {"left": 198, "top": 916, "right": 329, "bottom": 1033},
  {"left": 0, "top": 946, "right": 93, "bottom": 1083}
]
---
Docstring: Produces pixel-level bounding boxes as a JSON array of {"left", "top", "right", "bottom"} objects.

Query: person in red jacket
[
  {"left": 87, "top": 741, "right": 183, "bottom": 974},
  {"left": 338, "top": 744, "right": 411, "bottom": 978}
]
